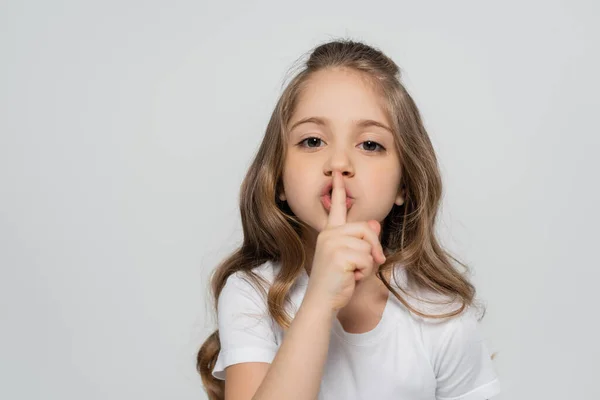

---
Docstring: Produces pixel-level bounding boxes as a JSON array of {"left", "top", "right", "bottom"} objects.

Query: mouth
[
  {"left": 321, "top": 192, "right": 354, "bottom": 211},
  {"left": 320, "top": 181, "right": 354, "bottom": 211},
  {"left": 320, "top": 182, "right": 353, "bottom": 198}
]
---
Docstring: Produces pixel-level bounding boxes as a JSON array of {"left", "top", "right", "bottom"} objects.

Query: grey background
[{"left": 1, "top": 0, "right": 598, "bottom": 399}]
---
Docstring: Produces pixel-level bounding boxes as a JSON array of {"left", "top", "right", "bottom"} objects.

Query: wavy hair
[{"left": 197, "top": 38, "right": 493, "bottom": 400}]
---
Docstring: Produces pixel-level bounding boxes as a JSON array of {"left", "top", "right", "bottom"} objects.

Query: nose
[{"left": 323, "top": 147, "right": 354, "bottom": 178}]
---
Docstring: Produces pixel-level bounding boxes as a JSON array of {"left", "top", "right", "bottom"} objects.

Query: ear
[
  {"left": 277, "top": 181, "right": 286, "bottom": 201},
  {"left": 395, "top": 184, "right": 405, "bottom": 206}
]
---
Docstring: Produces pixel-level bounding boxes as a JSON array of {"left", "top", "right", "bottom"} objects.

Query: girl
[{"left": 197, "top": 39, "right": 501, "bottom": 400}]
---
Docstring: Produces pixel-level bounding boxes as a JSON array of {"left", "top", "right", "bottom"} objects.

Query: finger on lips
[
  {"left": 326, "top": 170, "right": 347, "bottom": 229},
  {"left": 326, "top": 171, "right": 385, "bottom": 269}
]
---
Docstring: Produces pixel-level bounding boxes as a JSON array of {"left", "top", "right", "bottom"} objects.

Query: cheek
[
  {"left": 281, "top": 162, "right": 312, "bottom": 196},
  {"left": 367, "top": 168, "right": 401, "bottom": 197},
  {"left": 283, "top": 171, "right": 305, "bottom": 192}
]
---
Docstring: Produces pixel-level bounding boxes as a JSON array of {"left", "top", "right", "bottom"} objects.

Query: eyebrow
[{"left": 288, "top": 116, "right": 394, "bottom": 135}]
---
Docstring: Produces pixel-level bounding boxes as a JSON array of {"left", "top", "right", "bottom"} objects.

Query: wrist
[{"left": 301, "top": 291, "right": 337, "bottom": 319}]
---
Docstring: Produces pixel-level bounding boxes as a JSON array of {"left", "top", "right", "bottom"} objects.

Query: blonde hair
[{"left": 197, "top": 38, "right": 493, "bottom": 400}]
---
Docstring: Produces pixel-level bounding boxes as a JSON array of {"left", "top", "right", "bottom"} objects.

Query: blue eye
[{"left": 297, "top": 137, "right": 386, "bottom": 152}]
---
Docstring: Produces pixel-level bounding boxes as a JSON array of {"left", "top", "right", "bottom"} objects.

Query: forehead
[{"left": 289, "top": 68, "right": 391, "bottom": 129}]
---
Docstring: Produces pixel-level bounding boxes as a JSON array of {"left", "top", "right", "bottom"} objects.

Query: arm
[{"left": 251, "top": 295, "right": 335, "bottom": 400}]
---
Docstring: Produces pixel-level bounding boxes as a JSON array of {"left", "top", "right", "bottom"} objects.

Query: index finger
[{"left": 326, "top": 170, "right": 347, "bottom": 228}]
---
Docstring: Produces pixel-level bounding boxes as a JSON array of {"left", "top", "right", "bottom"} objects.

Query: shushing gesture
[{"left": 304, "top": 170, "right": 387, "bottom": 313}]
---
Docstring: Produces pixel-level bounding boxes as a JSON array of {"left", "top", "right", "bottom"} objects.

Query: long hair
[{"left": 197, "top": 38, "right": 493, "bottom": 399}]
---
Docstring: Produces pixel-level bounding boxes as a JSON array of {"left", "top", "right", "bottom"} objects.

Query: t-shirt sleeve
[
  {"left": 211, "top": 272, "right": 279, "bottom": 381},
  {"left": 430, "top": 307, "right": 501, "bottom": 400}
]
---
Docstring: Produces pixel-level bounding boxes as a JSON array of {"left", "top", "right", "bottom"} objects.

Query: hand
[{"left": 304, "top": 170, "right": 386, "bottom": 313}]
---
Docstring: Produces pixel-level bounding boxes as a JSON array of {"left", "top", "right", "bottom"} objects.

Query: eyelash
[{"left": 297, "top": 137, "right": 386, "bottom": 153}]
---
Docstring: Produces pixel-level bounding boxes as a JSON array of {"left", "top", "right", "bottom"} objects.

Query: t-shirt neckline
[
  {"left": 331, "top": 290, "right": 394, "bottom": 345},
  {"left": 297, "top": 266, "right": 395, "bottom": 346}
]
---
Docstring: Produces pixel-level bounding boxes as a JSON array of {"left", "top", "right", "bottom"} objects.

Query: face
[{"left": 279, "top": 67, "right": 405, "bottom": 236}]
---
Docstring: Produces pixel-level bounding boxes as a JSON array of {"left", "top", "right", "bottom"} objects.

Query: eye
[
  {"left": 358, "top": 140, "right": 386, "bottom": 152},
  {"left": 298, "top": 137, "right": 324, "bottom": 149},
  {"left": 296, "top": 137, "right": 386, "bottom": 153}
]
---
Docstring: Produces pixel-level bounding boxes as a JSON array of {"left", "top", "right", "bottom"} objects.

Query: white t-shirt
[{"left": 212, "top": 260, "right": 501, "bottom": 400}]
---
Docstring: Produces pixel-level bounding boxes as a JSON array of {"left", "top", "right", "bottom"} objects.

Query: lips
[
  {"left": 320, "top": 181, "right": 353, "bottom": 198},
  {"left": 321, "top": 193, "right": 354, "bottom": 211},
  {"left": 319, "top": 180, "right": 354, "bottom": 211}
]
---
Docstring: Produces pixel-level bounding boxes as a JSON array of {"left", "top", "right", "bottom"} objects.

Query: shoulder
[
  {"left": 386, "top": 266, "right": 501, "bottom": 398},
  {"left": 417, "top": 303, "right": 500, "bottom": 399},
  {"left": 219, "top": 260, "right": 279, "bottom": 307},
  {"left": 415, "top": 302, "right": 500, "bottom": 399},
  {"left": 213, "top": 260, "right": 282, "bottom": 380},
  {"left": 386, "top": 263, "right": 482, "bottom": 322},
  {"left": 228, "top": 260, "right": 279, "bottom": 285},
  {"left": 216, "top": 260, "right": 282, "bottom": 335},
  {"left": 387, "top": 265, "right": 476, "bottom": 321},
  {"left": 223, "top": 260, "right": 280, "bottom": 295},
  {"left": 409, "top": 286, "right": 486, "bottom": 361},
  {"left": 395, "top": 280, "right": 489, "bottom": 366},
  {"left": 420, "top": 304, "right": 485, "bottom": 352}
]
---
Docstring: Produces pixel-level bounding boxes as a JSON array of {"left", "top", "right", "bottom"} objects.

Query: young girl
[{"left": 197, "top": 39, "right": 501, "bottom": 400}]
